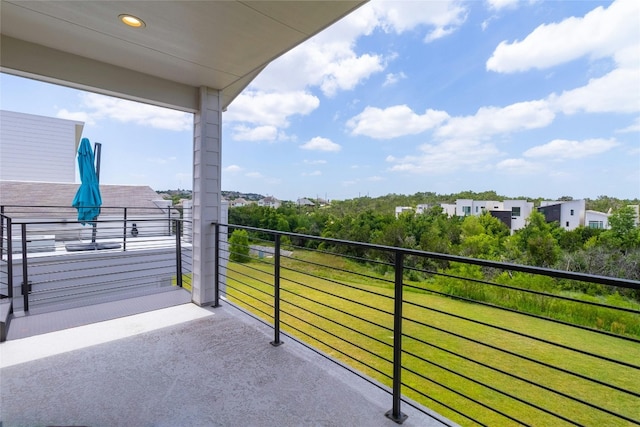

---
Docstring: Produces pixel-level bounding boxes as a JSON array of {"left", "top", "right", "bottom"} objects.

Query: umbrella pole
[{"left": 91, "top": 142, "right": 102, "bottom": 244}]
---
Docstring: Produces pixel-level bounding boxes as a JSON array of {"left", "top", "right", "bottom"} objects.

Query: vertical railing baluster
[
  {"left": 386, "top": 250, "right": 407, "bottom": 424},
  {"left": 6, "top": 217, "right": 13, "bottom": 299},
  {"left": 122, "top": 207, "right": 128, "bottom": 251},
  {"left": 175, "top": 219, "right": 183, "bottom": 288},
  {"left": 213, "top": 223, "right": 220, "bottom": 307},
  {"left": 21, "top": 223, "right": 29, "bottom": 312},
  {"left": 271, "top": 233, "right": 283, "bottom": 346},
  {"left": 0, "top": 206, "right": 5, "bottom": 257}
]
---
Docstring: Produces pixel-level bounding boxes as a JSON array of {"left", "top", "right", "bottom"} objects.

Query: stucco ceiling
[{"left": 0, "top": 1, "right": 365, "bottom": 111}]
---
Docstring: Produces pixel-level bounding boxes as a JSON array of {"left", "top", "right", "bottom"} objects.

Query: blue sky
[{"left": 1, "top": 0, "right": 639, "bottom": 202}]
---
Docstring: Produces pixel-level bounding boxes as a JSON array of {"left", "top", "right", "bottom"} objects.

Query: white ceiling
[{"left": 0, "top": 1, "right": 365, "bottom": 110}]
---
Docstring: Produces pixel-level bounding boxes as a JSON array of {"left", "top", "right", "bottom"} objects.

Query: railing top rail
[
  {"left": 215, "top": 222, "right": 640, "bottom": 290},
  {"left": 1, "top": 204, "right": 190, "bottom": 210}
]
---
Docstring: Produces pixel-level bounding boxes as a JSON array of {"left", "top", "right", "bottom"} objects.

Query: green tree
[
  {"left": 509, "top": 211, "right": 560, "bottom": 267},
  {"left": 459, "top": 213, "right": 509, "bottom": 259},
  {"left": 601, "top": 206, "right": 640, "bottom": 251},
  {"left": 229, "top": 229, "right": 251, "bottom": 262}
]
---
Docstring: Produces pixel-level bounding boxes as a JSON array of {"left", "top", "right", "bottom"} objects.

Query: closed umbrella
[
  {"left": 72, "top": 138, "right": 102, "bottom": 225},
  {"left": 67, "top": 138, "right": 102, "bottom": 251}
]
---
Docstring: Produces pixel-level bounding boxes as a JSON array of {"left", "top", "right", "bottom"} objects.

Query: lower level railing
[
  {"left": 0, "top": 215, "right": 192, "bottom": 317},
  {"left": 214, "top": 223, "right": 640, "bottom": 426}
]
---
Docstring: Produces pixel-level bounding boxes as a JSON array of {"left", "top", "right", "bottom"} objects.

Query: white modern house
[{"left": 539, "top": 200, "right": 586, "bottom": 231}]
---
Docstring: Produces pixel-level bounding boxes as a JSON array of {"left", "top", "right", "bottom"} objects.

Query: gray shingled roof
[{"left": 0, "top": 181, "right": 167, "bottom": 218}]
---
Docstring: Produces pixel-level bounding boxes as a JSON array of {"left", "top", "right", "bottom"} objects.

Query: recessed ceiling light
[{"left": 119, "top": 14, "right": 145, "bottom": 28}]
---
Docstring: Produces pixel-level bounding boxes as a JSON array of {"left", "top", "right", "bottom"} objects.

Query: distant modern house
[
  {"left": 258, "top": 196, "right": 281, "bottom": 209},
  {"left": 395, "top": 206, "right": 413, "bottom": 218},
  {"left": 415, "top": 204, "right": 430, "bottom": 214},
  {"left": 539, "top": 200, "right": 586, "bottom": 231},
  {"left": 490, "top": 200, "right": 535, "bottom": 234}
]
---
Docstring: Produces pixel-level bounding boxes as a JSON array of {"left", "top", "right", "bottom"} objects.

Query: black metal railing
[
  {"left": 0, "top": 212, "right": 192, "bottom": 318},
  {"left": 213, "top": 223, "right": 640, "bottom": 427}
]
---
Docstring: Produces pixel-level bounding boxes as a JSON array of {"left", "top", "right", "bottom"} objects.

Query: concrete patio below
[{"left": 0, "top": 301, "right": 455, "bottom": 427}]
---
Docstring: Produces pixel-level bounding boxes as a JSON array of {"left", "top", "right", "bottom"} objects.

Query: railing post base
[
  {"left": 270, "top": 340, "right": 283, "bottom": 347},
  {"left": 385, "top": 409, "right": 408, "bottom": 424}
]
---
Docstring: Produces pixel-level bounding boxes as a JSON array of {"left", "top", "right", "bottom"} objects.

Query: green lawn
[{"left": 224, "top": 251, "right": 639, "bottom": 426}]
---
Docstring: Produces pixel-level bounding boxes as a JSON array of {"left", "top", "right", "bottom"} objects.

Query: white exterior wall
[
  {"left": 395, "top": 206, "right": 413, "bottom": 218},
  {"left": 456, "top": 199, "right": 473, "bottom": 216},
  {"left": 0, "top": 110, "right": 82, "bottom": 183},
  {"left": 416, "top": 204, "right": 430, "bottom": 214},
  {"left": 440, "top": 203, "right": 456, "bottom": 217},
  {"left": 585, "top": 210, "right": 610, "bottom": 229},
  {"left": 472, "top": 200, "right": 503, "bottom": 215},
  {"left": 503, "top": 200, "right": 534, "bottom": 232}
]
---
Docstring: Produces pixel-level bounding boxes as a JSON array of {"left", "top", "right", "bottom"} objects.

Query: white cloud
[
  {"left": 304, "top": 159, "right": 327, "bottom": 165},
  {"left": 524, "top": 138, "right": 619, "bottom": 159},
  {"left": 487, "top": 0, "right": 639, "bottom": 73},
  {"left": 386, "top": 139, "right": 501, "bottom": 174},
  {"left": 300, "top": 137, "right": 341, "bottom": 152},
  {"left": 367, "top": 176, "right": 384, "bottom": 182},
  {"left": 383, "top": 72, "right": 407, "bottom": 87},
  {"left": 56, "top": 109, "right": 95, "bottom": 125},
  {"left": 231, "top": 125, "right": 278, "bottom": 142},
  {"left": 436, "top": 100, "right": 555, "bottom": 140},
  {"left": 550, "top": 68, "right": 640, "bottom": 114},
  {"left": 369, "top": 0, "right": 468, "bottom": 43},
  {"left": 302, "top": 170, "right": 322, "bottom": 177},
  {"left": 252, "top": 39, "right": 384, "bottom": 96},
  {"left": 496, "top": 158, "right": 542, "bottom": 174},
  {"left": 617, "top": 117, "right": 640, "bottom": 133},
  {"left": 347, "top": 105, "right": 449, "bottom": 139},
  {"left": 224, "top": 165, "right": 242, "bottom": 173},
  {"left": 66, "top": 93, "right": 192, "bottom": 131},
  {"left": 486, "top": 0, "right": 519, "bottom": 11},
  {"left": 224, "top": 90, "right": 319, "bottom": 127},
  {"left": 245, "top": 172, "right": 264, "bottom": 179}
]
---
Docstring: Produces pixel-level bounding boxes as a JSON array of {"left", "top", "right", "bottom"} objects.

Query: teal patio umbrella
[{"left": 72, "top": 137, "right": 102, "bottom": 225}]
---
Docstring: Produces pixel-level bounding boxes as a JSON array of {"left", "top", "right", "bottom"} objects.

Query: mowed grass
[{"left": 224, "top": 250, "right": 640, "bottom": 427}]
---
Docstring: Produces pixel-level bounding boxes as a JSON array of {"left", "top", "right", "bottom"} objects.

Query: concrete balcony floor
[{"left": 0, "top": 301, "right": 454, "bottom": 427}]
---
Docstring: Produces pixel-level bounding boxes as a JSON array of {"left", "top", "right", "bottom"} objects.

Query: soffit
[{"left": 0, "top": 1, "right": 365, "bottom": 110}]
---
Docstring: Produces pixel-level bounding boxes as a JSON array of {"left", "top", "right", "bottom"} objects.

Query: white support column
[{"left": 191, "top": 87, "right": 222, "bottom": 306}]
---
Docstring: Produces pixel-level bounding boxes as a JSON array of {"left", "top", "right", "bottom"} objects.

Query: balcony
[{"left": 1, "top": 214, "right": 639, "bottom": 426}]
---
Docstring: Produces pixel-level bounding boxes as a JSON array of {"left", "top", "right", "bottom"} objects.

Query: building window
[
  {"left": 570, "top": 209, "right": 574, "bottom": 216},
  {"left": 463, "top": 206, "right": 471, "bottom": 216},
  {"left": 511, "top": 207, "right": 521, "bottom": 217},
  {"left": 566, "top": 221, "right": 570, "bottom": 227},
  {"left": 588, "top": 221, "right": 604, "bottom": 229},
  {"left": 475, "top": 206, "right": 479, "bottom": 213}
]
